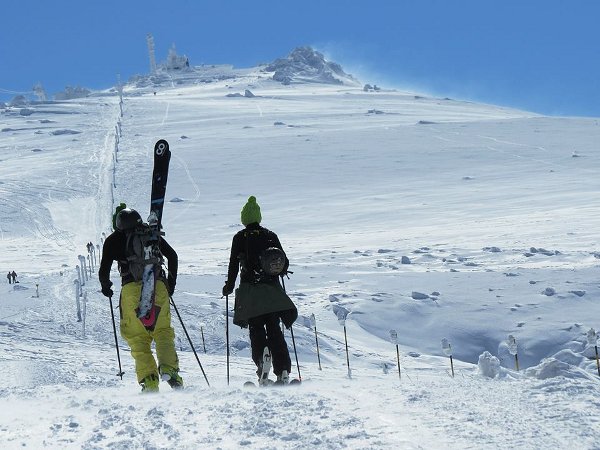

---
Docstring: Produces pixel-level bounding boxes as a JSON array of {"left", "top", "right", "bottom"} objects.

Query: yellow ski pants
[{"left": 120, "top": 280, "right": 179, "bottom": 383}]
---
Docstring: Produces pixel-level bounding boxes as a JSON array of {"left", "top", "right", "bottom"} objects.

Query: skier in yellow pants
[
  {"left": 99, "top": 207, "right": 182, "bottom": 392},
  {"left": 119, "top": 281, "right": 179, "bottom": 387}
]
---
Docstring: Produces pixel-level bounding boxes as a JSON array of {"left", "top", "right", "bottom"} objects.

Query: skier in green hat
[{"left": 223, "top": 196, "right": 297, "bottom": 385}]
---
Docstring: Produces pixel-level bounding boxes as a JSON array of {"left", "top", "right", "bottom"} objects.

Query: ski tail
[{"left": 258, "top": 346, "right": 272, "bottom": 386}]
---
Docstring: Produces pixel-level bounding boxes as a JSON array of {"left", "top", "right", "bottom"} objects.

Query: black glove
[
  {"left": 101, "top": 280, "right": 114, "bottom": 298},
  {"left": 222, "top": 282, "right": 234, "bottom": 297},
  {"left": 167, "top": 277, "right": 176, "bottom": 296}
]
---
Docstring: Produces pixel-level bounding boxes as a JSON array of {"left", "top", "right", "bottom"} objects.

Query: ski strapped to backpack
[
  {"left": 137, "top": 139, "right": 171, "bottom": 330},
  {"left": 124, "top": 225, "right": 163, "bottom": 282}
]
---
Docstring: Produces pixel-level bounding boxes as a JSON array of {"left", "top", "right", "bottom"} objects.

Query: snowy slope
[{"left": 1, "top": 63, "right": 600, "bottom": 449}]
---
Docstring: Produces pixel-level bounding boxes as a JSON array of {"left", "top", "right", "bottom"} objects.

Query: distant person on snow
[
  {"left": 11, "top": 271, "right": 17, "bottom": 283},
  {"left": 223, "top": 196, "right": 297, "bottom": 385},
  {"left": 99, "top": 207, "right": 181, "bottom": 392},
  {"left": 7, "top": 272, "right": 11, "bottom": 284}
]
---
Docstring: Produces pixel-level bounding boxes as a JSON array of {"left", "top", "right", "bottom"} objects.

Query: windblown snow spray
[
  {"left": 390, "top": 329, "right": 401, "bottom": 380},
  {"left": 310, "top": 313, "right": 322, "bottom": 370},
  {"left": 507, "top": 334, "right": 519, "bottom": 371},
  {"left": 441, "top": 338, "right": 454, "bottom": 377},
  {"left": 587, "top": 328, "right": 599, "bottom": 377}
]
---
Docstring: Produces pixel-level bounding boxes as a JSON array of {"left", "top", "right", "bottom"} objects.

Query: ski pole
[
  {"left": 311, "top": 314, "right": 322, "bottom": 371},
  {"left": 170, "top": 296, "right": 210, "bottom": 387},
  {"left": 289, "top": 326, "right": 302, "bottom": 382},
  {"left": 441, "top": 338, "right": 454, "bottom": 378},
  {"left": 343, "top": 323, "right": 351, "bottom": 379},
  {"left": 315, "top": 325, "right": 322, "bottom": 371},
  {"left": 108, "top": 296, "right": 124, "bottom": 379},
  {"left": 396, "top": 344, "right": 402, "bottom": 379},
  {"left": 225, "top": 295, "right": 230, "bottom": 386},
  {"left": 507, "top": 335, "right": 519, "bottom": 371},
  {"left": 335, "top": 310, "right": 351, "bottom": 378},
  {"left": 588, "top": 329, "right": 600, "bottom": 377},
  {"left": 390, "top": 330, "right": 401, "bottom": 380},
  {"left": 200, "top": 323, "right": 206, "bottom": 353},
  {"left": 280, "top": 274, "right": 302, "bottom": 381}
]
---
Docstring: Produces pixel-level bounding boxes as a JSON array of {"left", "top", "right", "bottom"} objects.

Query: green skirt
[{"left": 233, "top": 281, "right": 297, "bottom": 328}]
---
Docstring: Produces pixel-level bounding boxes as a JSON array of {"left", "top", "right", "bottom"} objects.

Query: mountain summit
[{"left": 264, "top": 47, "right": 358, "bottom": 86}]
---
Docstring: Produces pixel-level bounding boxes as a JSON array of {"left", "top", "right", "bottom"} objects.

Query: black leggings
[{"left": 248, "top": 312, "right": 291, "bottom": 376}]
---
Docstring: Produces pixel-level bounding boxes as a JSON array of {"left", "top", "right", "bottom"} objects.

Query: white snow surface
[{"left": 1, "top": 65, "right": 600, "bottom": 449}]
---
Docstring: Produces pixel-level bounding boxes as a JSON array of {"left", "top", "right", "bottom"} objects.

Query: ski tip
[
  {"left": 154, "top": 139, "right": 170, "bottom": 156},
  {"left": 243, "top": 381, "right": 257, "bottom": 388}
]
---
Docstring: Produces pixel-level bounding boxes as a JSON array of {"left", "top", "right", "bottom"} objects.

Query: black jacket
[
  {"left": 226, "top": 223, "right": 288, "bottom": 288},
  {"left": 98, "top": 230, "right": 178, "bottom": 288}
]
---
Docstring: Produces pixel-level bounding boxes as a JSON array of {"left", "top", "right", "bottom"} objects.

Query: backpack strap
[{"left": 242, "top": 229, "right": 262, "bottom": 278}]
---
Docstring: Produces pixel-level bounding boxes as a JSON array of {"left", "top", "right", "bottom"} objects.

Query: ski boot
[
  {"left": 275, "top": 370, "right": 290, "bottom": 386},
  {"left": 160, "top": 365, "right": 184, "bottom": 389},
  {"left": 257, "top": 347, "right": 272, "bottom": 386},
  {"left": 140, "top": 373, "right": 160, "bottom": 393}
]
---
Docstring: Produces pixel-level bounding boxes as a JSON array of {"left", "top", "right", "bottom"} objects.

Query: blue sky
[{"left": 1, "top": 0, "right": 599, "bottom": 116}]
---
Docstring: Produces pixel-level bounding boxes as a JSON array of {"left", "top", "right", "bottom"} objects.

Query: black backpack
[
  {"left": 260, "top": 247, "right": 286, "bottom": 276},
  {"left": 241, "top": 229, "right": 286, "bottom": 280},
  {"left": 122, "top": 225, "right": 163, "bottom": 281}
]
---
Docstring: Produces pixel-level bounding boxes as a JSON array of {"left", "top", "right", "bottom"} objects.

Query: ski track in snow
[{"left": 161, "top": 102, "right": 170, "bottom": 127}]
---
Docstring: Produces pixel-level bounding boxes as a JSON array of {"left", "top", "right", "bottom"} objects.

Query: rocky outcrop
[{"left": 265, "top": 47, "right": 358, "bottom": 86}]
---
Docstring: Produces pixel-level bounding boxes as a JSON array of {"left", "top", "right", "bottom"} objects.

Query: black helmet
[
  {"left": 116, "top": 208, "right": 142, "bottom": 231},
  {"left": 260, "top": 247, "right": 286, "bottom": 276}
]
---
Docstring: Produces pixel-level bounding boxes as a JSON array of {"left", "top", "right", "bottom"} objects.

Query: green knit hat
[{"left": 241, "top": 196, "right": 262, "bottom": 226}]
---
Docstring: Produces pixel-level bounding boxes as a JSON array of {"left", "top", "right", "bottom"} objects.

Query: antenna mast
[{"left": 146, "top": 33, "right": 157, "bottom": 74}]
